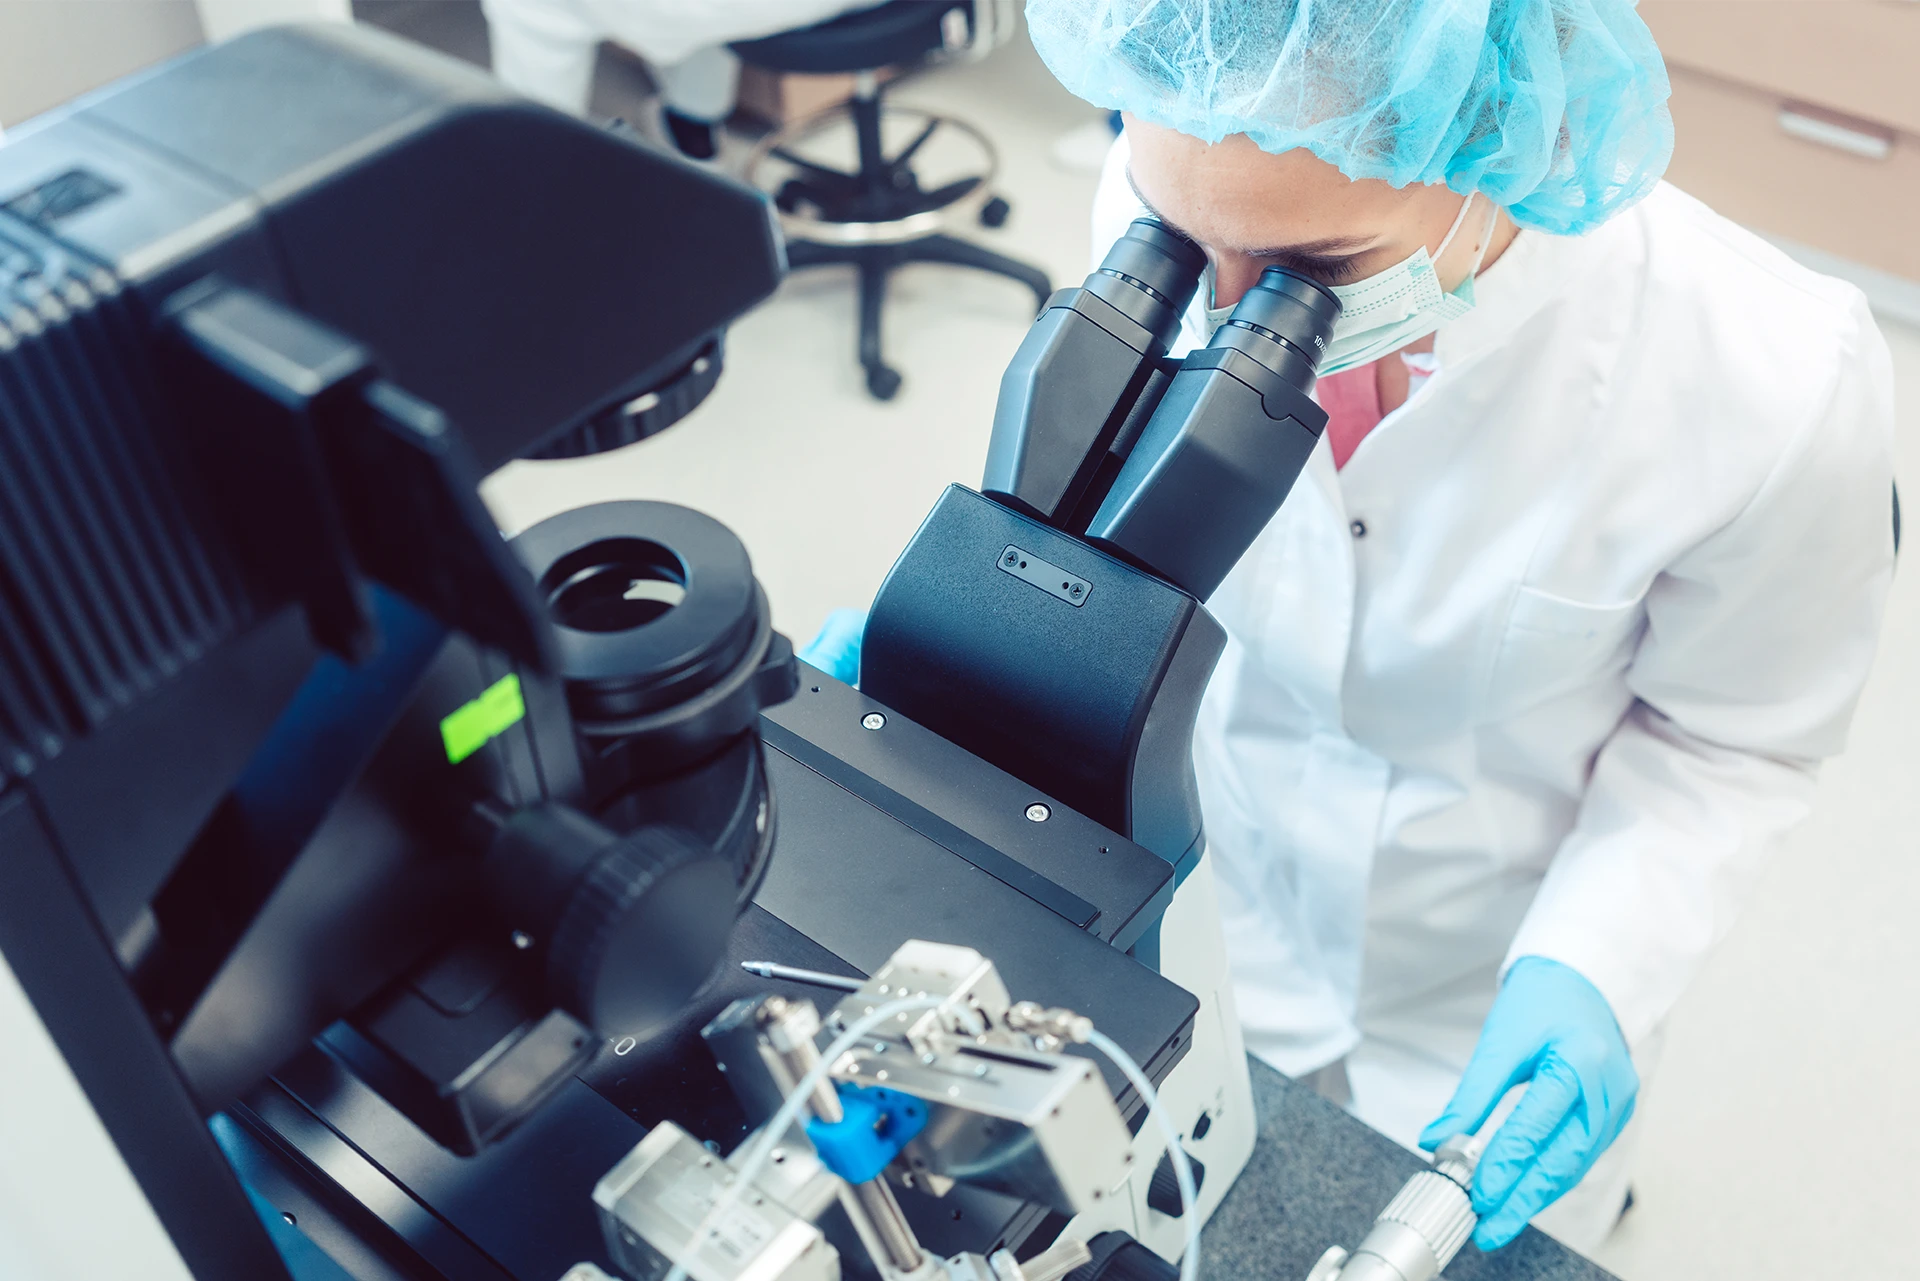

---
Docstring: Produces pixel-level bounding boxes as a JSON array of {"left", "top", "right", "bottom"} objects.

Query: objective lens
[{"left": 514, "top": 502, "right": 762, "bottom": 728}]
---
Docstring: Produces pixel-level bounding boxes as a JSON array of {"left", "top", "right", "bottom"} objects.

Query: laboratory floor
[{"left": 448, "top": 18, "right": 1920, "bottom": 1281}]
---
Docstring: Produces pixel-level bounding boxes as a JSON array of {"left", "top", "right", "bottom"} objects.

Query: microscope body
[
  {"left": 862, "top": 221, "right": 1342, "bottom": 1257},
  {"left": 341, "top": 215, "right": 1349, "bottom": 1274}
]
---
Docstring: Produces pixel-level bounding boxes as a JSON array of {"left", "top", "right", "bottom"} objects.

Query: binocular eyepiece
[
  {"left": 1206, "top": 261, "right": 1342, "bottom": 392},
  {"left": 1097, "top": 216, "right": 1341, "bottom": 392},
  {"left": 984, "top": 217, "right": 1340, "bottom": 602}
]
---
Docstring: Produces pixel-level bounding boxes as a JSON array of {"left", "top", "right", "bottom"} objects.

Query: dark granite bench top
[{"left": 1201, "top": 1060, "right": 1618, "bottom": 1281}]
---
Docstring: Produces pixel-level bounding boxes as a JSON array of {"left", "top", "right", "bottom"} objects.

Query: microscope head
[
  {"left": 865, "top": 221, "right": 1339, "bottom": 870},
  {"left": 982, "top": 218, "right": 1205, "bottom": 525}
]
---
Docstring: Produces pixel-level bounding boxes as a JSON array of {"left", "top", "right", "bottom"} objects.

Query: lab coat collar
[
  {"left": 1434, "top": 219, "right": 1613, "bottom": 370},
  {"left": 1302, "top": 418, "right": 1349, "bottom": 521}
]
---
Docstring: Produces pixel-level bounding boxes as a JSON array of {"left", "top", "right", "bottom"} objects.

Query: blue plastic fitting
[{"left": 805, "top": 1083, "right": 929, "bottom": 1184}]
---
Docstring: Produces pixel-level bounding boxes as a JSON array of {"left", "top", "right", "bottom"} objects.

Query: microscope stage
[{"left": 232, "top": 675, "right": 1197, "bottom": 1281}]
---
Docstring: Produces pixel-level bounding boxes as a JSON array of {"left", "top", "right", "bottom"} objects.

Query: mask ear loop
[
  {"left": 1431, "top": 191, "right": 1500, "bottom": 287},
  {"left": 1466, "top": 196, "right": 1500, "bottom": 277},
  {"left": 1431, "top": 191, "right": 1481, "bottom": 263}
]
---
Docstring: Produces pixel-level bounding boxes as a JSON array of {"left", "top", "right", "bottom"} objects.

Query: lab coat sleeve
[{"left": 1503, "top": 294, "right": 1898, "bottom": 1047}]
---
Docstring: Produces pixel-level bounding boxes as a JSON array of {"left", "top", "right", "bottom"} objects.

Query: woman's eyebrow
[
  {"left": 1245, "top": 238, "right": 1376, "bottom": 261},
  {"left": 1124, "top": 167, "right": 1377, "bottom": 259},
  {"left": 1123, "top": 167, "right": 1194, "bottom": 240}
]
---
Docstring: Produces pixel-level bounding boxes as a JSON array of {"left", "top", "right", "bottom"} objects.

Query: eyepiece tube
[
  {"left": 982, "top": 219, "right": 1206, "bottom": 524},
  {"left": 1211, "top": 267, "right": 1341, "bottom": 393},
  {"left": 1083, "top": 265, "right": 1341, "bottom": 600},
  {"left": 1083, "top": 218, "right": 1209, "bottom": 330}
]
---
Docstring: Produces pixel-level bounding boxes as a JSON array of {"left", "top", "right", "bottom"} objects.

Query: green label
[{"left": 440, "top": 673, "right": 525, "bottom": 765}]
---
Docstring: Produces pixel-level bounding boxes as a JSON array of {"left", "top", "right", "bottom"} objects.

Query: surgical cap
[{"left": 1027, "top": 0, "right": 1674, "bottom": 235}]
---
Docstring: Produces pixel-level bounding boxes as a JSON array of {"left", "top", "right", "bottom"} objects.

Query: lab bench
[{"left": 1203, "top": 1060, "right": 1616, "bottom": 1281}]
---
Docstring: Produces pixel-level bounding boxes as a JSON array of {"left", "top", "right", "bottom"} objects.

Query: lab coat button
[{"left": 1350, "top": 519, "right": 1367, "bottom": 538}]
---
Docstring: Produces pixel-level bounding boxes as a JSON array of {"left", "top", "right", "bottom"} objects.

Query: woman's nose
[{"left": 1209, "top": 256, "right": 1267, "bottom": 311}]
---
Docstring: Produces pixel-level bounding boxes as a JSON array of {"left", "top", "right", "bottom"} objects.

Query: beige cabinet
[
  {"left": 0, "top": 1, "right": 203, "bottom": 128},
  {"left": 1640, "top": 0, "right": 1920, "bottom": 283}
]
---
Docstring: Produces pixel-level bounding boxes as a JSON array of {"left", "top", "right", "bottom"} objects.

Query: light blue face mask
[{"left": 1201, "top": 193, "right": 1497, "bottom": 376}]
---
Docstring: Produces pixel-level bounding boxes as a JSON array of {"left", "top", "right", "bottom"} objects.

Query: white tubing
[{"left": 1085, "top": 1028, "right": 1201, "bottom": 1281}]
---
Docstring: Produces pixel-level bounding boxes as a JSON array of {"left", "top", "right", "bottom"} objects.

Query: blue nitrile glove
[
  {"left": 1419, "top": 956, "right": 1638, "bottom": 1251},
  {"left": 798, "top": 608, "right": 867, "bottom": 685}
]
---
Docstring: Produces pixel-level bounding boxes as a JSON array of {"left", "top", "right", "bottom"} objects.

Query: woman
[{"left": 808, "top": 0, "right": 1896, "bottom": 1253}]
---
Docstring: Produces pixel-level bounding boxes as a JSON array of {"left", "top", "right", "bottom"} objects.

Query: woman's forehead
[{"left": 1124, "top": 120, "right": 1419, "bottom": 253}]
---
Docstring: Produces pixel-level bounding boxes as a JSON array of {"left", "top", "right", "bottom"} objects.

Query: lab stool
[{"left": 732, "top": 1, "right": 1053, "bottom": 400}]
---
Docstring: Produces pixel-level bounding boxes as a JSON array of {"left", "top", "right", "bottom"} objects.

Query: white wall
[{"left": 195, "top": 0, "right": 348, "bottom": 43}]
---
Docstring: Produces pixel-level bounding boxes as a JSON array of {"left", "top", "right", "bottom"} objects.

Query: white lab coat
[
  {"left": 482, "top": 0, "right": 874, "bottom": 117},
  {"left": 1094, "top": 140, "right": 1897, "bottom": 1247}
]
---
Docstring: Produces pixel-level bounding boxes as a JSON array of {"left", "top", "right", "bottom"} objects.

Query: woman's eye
[
  {"left": 1310, "top": 258, "right": 1368, "bottom": 285},
  {"left": 1266, "top": 254, "right": 1367, "bottom": 285}
]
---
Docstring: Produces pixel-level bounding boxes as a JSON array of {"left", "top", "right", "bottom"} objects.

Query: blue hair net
[{"left": 1027, "top": 0, "right": 1674, "bottom": 235}]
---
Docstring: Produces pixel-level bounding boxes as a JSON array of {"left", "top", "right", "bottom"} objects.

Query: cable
[
  {"left": 1084, "top": 1028, "right": 1200, "bottom": 1281},
  {"left": 662, "top": 995, "right": 946, "bottom": 1281}
]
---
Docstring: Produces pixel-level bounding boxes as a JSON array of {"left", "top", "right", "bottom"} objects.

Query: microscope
[
  {"left": 564, "top": 196, "right": 1482, "bottom": 1281},
  {"left": 0, "top": 22, "right": 1496, "bottom": 1281}
]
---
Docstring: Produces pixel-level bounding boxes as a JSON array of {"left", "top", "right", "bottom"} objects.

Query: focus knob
[
  {"left": 486, "top": 803, "right": 737, "bottom": 1038},
  {"left": 1146, "top": 1148, "right": 1206, "bottom": 1217},
  {"left": 1064, "top": 1232, "right": 1177, "bottom": 1281}
]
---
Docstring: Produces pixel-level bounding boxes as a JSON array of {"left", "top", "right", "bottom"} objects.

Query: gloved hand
[
  {"left": 1419, "top": 956, "right": 1638, "bottom": 1251},
  {"left": 797, "top": 608, "right": 867, "bottom": 685}
]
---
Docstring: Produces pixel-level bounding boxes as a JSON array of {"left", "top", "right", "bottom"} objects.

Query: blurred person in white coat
[{"left": 482, "top": 0, "right": 874, "bottom": 158}]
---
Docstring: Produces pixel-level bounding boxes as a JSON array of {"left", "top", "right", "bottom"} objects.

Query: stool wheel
[
  {"left": 865, "top": 365, "right": 903, "bottom": 400},
  {"left": 775, "top": 179, "right": 813, "bottom": 215},
  {"left": 979, "top": 196, "right": 1011, "bottom": 229}
]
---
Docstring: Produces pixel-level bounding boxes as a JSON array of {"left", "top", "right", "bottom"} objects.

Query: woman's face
[{"left": 1122, "top": 117, "right": 1510, "bottom": 310}]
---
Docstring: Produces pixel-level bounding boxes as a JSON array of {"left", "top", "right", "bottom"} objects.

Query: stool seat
[{"left": 731, "top": 2, "right": 964, "bottom": 76}]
